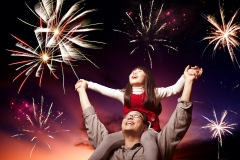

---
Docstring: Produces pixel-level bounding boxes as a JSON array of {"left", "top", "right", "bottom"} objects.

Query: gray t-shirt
[{"left": 83, "top": 98, "right": 193, "bottom": 160}]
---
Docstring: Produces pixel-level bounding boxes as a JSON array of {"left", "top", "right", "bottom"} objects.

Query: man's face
[{"left": 121, "top": 111, "right": 147, "bottom": 135}]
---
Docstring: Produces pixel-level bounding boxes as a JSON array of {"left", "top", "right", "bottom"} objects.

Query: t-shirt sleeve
[
  {"left": 83, "top": 106, "right": 109, "bottom": 149},
  {"left": 157, "top": 98, "right": 192, "bottom": 160}
]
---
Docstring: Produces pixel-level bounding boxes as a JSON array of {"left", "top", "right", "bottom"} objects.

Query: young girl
[{"left": 77, "top": 65, "right": 201, "bottom": 160}]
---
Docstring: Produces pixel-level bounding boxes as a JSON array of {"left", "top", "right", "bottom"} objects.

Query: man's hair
[
  {"left": 141, "top": 112, "right": 150, "bottom": 127},
  {"left": 131, "top": 110, "right": 150, "bottom": 127}
]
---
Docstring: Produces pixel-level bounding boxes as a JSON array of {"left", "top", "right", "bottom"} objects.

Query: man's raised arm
[
  {"left": 157, "top": 65, "right": 203, "bottom": 160},
  {"left": 75, "top": 79, "right": 108, "bottom": 148},
  {"left": 75, "top": 79, "right": 92, "bottom": 111}
]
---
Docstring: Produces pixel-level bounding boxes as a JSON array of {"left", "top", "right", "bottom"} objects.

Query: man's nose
[{"left": 127, "top": 115, "right": 133, "bottom": 119}]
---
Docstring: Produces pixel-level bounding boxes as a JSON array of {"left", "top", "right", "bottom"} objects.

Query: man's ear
[{"left": 143, "top": 125, "right": 148, "bottom": 132}]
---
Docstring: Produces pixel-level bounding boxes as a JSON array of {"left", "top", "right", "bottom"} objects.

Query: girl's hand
[
  {"left": 184, "top": 65, "right": 203, "bottom": 81},
  {"left": 187, "top": 66, "right": 203, "bottom": 80},
  {"left": 75, "top": 79, "right": 88, "bottom": 92}
]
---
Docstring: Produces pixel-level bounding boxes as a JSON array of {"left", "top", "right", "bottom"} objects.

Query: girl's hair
[{"left": 122, "top": 66, "right": 158, "bottom": 108}]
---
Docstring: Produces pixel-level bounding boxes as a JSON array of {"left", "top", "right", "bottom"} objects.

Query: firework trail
[
  {"left": 114, "top": 0, "right": 177, "bottom": 68},
  {"left": 219, "top": 81, "right": 239, "bottom": 91},
  {"left": 232, "top": 84, "right": 239, "bottom": 91},
  {"left": 11, "top": 96, "right": 70, "bottom": 158},
  {"left": 200, "top": 0, "right": 240, "bottom": 68},
  {"left": 202, "top": 108, "right": 237, "bottom": 159},
  {"left": 7, "top": 34, "right": 63, "bottom": 94},
  {"left": 8, "top": 0, "right": 106, "bottom": 93},
  {"left": 32, "top": 0, "right": 104, "bottom": 58},
  {"left": 17, "top": 0, "right": 105, "bottom": 74}
]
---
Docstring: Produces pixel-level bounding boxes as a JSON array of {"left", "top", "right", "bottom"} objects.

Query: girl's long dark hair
[{"left": 122, "top": 66, "right": 158, "bottom": 108}]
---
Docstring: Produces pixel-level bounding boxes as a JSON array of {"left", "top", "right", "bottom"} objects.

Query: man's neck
[{"left": 124, "top": 135, "right": 141, "bottom": 148}]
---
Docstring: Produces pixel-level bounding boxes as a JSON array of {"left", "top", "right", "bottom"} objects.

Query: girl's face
[{"left": 129, "top": 68, "right": 146, "bottom": 87}]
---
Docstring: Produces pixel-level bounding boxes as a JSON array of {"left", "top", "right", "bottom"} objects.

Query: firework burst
[
  {"left": 11, "top": 96, "right": 69, "bottom": 158},
  {"left": 114, "top": 0, "right": 177, "bottom": 68},
  {"left": 202, "top": 108, "right": 237, "bottom": 159},
  {"left": 18, "top": 0, "right": 105, "bottom": 68},
  {"left": 33, "top": 0, "right": 104, "bottom": 48},
  {"left": 7, "top": 34, "right": 63, "bottom": 94},
  {"left": 200, "top": 1, "right": 240, "bottom": 68}
]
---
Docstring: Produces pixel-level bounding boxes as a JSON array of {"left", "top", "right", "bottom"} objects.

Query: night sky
[{"left": 1, "top": 0, "right": 240, "bottom": 160}]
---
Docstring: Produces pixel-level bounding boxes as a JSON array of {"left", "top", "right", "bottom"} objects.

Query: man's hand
[
  {"left": 186, "top": 65, "right": 203, "bottom": 80},
  {"left": 181, "top": 65, "right": 203, "bottom": 102},
  {"left": 75, "top": 79, "right": 89, "bottom": 92},
  {"left": 75, "top": 79, "right": 92, "bottom": 111}
]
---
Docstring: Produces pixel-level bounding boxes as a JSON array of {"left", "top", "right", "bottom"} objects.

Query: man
[{"left": 75, "top": 65, "right": 202, "bottom": 160}]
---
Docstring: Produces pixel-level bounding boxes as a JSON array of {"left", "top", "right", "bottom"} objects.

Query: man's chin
[{"left": 123, "top": 129, "right": 138, "bottom": 135}]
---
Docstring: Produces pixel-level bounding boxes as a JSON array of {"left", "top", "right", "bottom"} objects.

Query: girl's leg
[
  {"left": 141, "top": 129, "right": 158, "bottom": 160},
  {"left": 88, "top": 131, "right": 124, "bottom": 160}
]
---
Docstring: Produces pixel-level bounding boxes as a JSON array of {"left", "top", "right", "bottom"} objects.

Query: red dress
[{"left": 123, "top": 92, "right": 162, "bottom": 132}]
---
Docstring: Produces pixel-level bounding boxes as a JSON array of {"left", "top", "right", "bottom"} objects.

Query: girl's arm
[
  {"left": 156, "top": 66, "right": 202, "bottom": 99},
  {"left": 156, "top": 75, "right": 185, "bottom": 99},
  {"left": 87, "top": 81, "right": 124, "bottom": 104}
]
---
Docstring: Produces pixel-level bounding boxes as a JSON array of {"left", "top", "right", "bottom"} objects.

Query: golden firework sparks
[
  {"left": 201, "top": 1, "right": 240, "bottom": 68},
  {"left": 7, "top": 35, "right": 62, "bottom": 93},
  {"left": 202, "top": 109, "right": 237, "bottom": 146}
]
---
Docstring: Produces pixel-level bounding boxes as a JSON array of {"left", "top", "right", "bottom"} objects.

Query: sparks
[
  {"left": 113, "top": 0, "right": 177, "bottom": 68},
  {"left": 202, "top": 109, "right": 237, "bottom": 146},
  {"left": 7, "top": 34, "right": 62, "bottom": 94},
  {"left": 31, "top": 0, "right": 104, "bottom": 66},
  {"left": 11, "top": 96, "right": 70, "bottom": 158},
  {"left": 41, "top": 53, "right": 50, "bottom": 62},
  {"left": 200, "top": 1, "right": 240, "bottom": 68},
  {"left": 201, "top": 108, "right": 237, "bottom": 159}
]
